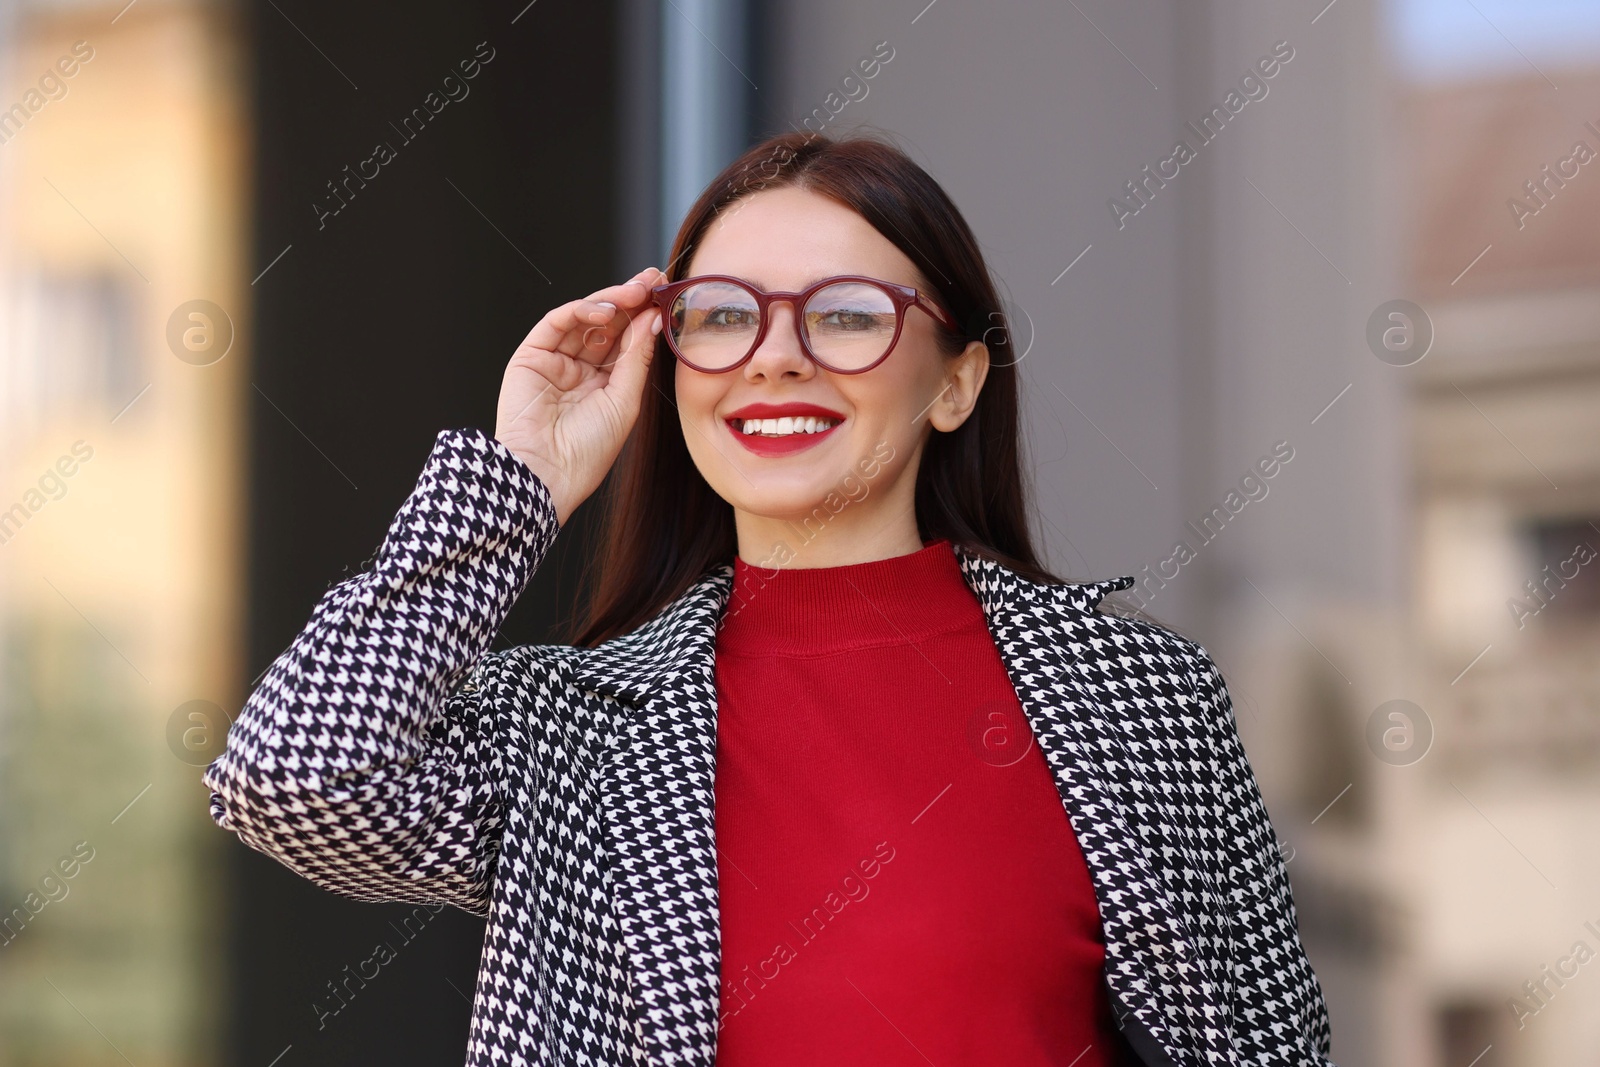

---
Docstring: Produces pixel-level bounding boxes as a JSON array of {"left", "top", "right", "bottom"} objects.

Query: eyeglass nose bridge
[{"left": 742, "top": 289, "right": 819, "bottom": 373}]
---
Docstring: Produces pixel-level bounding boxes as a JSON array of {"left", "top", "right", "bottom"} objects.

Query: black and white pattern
[{"left": 203, "top": 427, "right": 1334, "bottom": 1067}]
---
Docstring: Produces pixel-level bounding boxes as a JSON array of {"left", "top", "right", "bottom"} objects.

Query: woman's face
[{"left": 673, "top": 185, "right": 988, "bottom": 557}]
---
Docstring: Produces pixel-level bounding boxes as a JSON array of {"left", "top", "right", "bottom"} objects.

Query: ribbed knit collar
[{"left": 715, "top": 537, "right": 985, "bottom": 655}]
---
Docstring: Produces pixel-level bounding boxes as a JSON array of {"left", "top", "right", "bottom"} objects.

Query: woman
[{"left": 203, "top": 131, "right": 1333, "bottom": 1067}]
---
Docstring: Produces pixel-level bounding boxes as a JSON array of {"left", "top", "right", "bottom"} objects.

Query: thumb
[{"left": 604, "top": 305, "right": 663, "bottom": 420}]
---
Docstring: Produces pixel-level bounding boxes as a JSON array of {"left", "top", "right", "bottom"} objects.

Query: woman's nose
[{"left": 743, "top": 300, "right": 813, "bottom": 380}]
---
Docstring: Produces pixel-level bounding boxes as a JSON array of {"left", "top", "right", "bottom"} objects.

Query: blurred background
[{"left": 2, "top": 0, "right": 1598, "bottom": 1064}]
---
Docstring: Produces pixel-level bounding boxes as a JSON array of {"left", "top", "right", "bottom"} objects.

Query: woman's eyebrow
[
  {"left": 694, "top": 273, "right": 767, "bottom": 289},
  {"left": 727, "top": 275, "right": 847, "bottom": 291}
]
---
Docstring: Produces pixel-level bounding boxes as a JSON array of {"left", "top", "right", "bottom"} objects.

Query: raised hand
[{"left": 494, "top": 266, "right": 666, "bottom": 526}]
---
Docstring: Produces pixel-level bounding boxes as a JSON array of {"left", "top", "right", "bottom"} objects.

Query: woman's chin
[{"left": 723, "top": 479, "right": 851, "bottom": 522}]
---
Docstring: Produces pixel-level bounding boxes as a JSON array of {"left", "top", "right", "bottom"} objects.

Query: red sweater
[{"left": 712, "top": 537, "right": 1122, "bottom": 1065}]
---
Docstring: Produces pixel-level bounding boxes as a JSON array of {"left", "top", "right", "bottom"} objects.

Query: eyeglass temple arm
[{"left": 915, "top": 292, "right": 963, "bottom": 335}]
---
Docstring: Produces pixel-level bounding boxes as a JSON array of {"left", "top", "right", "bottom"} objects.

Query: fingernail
[
  {"left": 596, "top": 301, "right": 616, "bottom": 310},
  {"left": 650, "top": 315, "right": 663, "bottom": 335}
]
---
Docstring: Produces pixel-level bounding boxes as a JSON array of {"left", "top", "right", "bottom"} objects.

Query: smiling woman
[
  {"left": 566, "top": 135, "right": 1030, "bottom": 641},
  {"left": 203, "top": 129, "right": 1334, "bottom": 1067}
]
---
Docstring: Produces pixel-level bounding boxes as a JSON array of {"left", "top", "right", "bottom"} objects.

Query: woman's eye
[
  {"left": 705, "top": 307, "right": 757, "bottom": 328},
  {"left": 818, "top": 310, "right": 880, "bottom": 330}
]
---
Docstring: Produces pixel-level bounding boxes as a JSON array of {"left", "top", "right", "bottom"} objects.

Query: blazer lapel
[
  {"left": 570, "top": 565, "right": 735, "bottom": 1067},
  {"left": 954, "top": 546, "right": 1222, "bottom": 1067}
]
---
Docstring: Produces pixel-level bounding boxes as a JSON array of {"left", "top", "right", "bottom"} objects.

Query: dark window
[
  {"left": 1518, "top": 515, "right": 1600, "bottom": 619},
  {"left": 1436, "top": 1000, "right": 1503, "bottom": 1067}
]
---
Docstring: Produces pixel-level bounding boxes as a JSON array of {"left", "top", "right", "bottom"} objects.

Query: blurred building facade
[
  {"left": 0, "top": 0, "right": 250, "bottom": 1065},
  {"left": 1398, "top": 64, "right": 1600, "bottom": 1067}
]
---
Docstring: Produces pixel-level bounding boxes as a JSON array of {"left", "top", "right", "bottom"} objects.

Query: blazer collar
[
  {"left": 568, "top": 549, "right": 1196, "bottom": 1067},
  {"left": 568, "top": 545, "right": 1136, "bottom": 707}
]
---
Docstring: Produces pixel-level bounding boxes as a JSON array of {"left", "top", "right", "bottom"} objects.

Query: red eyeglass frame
[{"left": 649, "top": 273, "right": 963, "bottom": 375}]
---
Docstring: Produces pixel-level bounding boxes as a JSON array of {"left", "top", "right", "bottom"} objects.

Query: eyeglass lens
[{"left": 667, "top": 280, "right": 899, "bottom": 371}]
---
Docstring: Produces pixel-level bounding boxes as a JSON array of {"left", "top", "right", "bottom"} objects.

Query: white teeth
[{"left": 736, "top": 416, "right": 839, "bottom": 436}]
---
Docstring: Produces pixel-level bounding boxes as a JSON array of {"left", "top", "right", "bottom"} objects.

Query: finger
[
  {"left": 572, "top": 298, "right": 626, "bottom": 325},
  {"left": 567, "top": 272, "right": 663, "bottom": 356},
  {"left": 601, "top": 305, "right": 663, "bottom": 418},
  {"left": 519, "top": 268, "right": 666, "bottom": 364},
  {"left": 505, "top": 329, "right": 591, "bottom": 389},
  {"left": 567, "top": 305, "right": 638, "bottom": 365},
  {"left": 582, "top": 266, "right": 666, "bottom": 309},
  {"left": 521, "top": 297, "right": 634, "bottom": 360}
]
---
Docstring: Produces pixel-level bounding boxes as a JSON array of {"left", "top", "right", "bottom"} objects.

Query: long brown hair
[{"left": 569, "top": 130, "right": 1068, "bottom": 647}]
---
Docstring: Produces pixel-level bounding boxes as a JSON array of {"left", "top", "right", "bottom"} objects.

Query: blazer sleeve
[
  {"left": 1182, "top": 643, "right": 1336, "bottom": 1065},
  {"left": 201, "top": 427, "right": 560, "bottom": 918}
]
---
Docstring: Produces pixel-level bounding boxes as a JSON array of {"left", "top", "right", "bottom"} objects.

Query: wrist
[{"left": 489, "top": 434, "right": 574, "bottom": 528}]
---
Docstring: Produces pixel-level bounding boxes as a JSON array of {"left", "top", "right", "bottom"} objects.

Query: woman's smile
[{"left": 724, "top": 401, "right": 846, "bottom": 456}]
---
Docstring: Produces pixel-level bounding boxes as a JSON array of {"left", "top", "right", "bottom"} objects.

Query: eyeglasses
[{"left": 650, "top": 274, "right": 962, "bottom": 374}]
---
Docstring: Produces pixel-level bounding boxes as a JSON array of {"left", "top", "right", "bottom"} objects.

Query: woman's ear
[{"left": 929, "top": 340, "right": 990, "bottom": 432}]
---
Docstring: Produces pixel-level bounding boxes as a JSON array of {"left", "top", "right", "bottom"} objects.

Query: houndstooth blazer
[{"left": 203, "top": 427, "right": 1334, "bottom": 1067}]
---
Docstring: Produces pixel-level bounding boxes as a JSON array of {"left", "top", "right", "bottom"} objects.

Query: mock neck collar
[{"left": 715, "top": 538, "right": 980, "bottom": 655}]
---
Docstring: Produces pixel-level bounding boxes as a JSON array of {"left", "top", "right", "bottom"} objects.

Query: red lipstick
[{"left": 724, "top": 402, "right": 846, "bottom": 457}]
